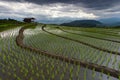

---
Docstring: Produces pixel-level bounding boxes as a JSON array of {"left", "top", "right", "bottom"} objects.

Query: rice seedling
[{"left": 0, "top": 24, "right": 120, "bottom": 80}]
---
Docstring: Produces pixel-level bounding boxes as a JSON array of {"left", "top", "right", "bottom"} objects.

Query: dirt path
[{"left": 16, "top": 25, "right": 120, "bottom": 79}]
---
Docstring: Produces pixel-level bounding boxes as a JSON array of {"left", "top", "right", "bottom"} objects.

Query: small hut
[{"left": 23, "top": 18, "right": 35, "bottom": 23}]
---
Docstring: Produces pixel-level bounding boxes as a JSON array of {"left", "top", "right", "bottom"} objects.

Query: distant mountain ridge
[
  {"left": 99, "top": 18, "right": 120, "bottom": 24},
  {"left": 61, "top": 20, "right": 103, "bottom": 27}
]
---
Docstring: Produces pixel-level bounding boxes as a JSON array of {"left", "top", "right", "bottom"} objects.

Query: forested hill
[
  {"left": 60, "top": 20, "right": 103, "bottom": 27},
  {"left": 0, "top": 18, "right": 22, "bottom": 24}
]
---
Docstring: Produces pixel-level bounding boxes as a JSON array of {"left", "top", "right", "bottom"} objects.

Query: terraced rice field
[{"left": 0, "top": 24, "right": 120, "bottom": 80}]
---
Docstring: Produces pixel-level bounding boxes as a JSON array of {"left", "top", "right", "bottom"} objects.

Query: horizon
[{"left": 0, "top": 0, "right": 120, "bottom": 24}]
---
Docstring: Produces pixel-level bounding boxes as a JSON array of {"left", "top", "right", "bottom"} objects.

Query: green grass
[{"left": 0, "top": 20, "right": 28, "bottom": 32}]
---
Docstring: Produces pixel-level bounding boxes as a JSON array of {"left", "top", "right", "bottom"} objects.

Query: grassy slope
[{"left": 0, "top": 20, "right": 26, "bottom": 32}]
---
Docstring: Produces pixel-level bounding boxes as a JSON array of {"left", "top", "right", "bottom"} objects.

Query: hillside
[
  {"left": 0, "top": 18, "right": 24, "bottom": 32},
  {"left": 61, "top": 20, "right": 103, "bottom": 27},
  {"left": 99, "top": 18, "right": 120, "bottom": 25}
]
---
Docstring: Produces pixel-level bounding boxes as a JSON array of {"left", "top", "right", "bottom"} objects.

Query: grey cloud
[
  {"left": 2, "top": 0, "right": 120, "bottom": 10},
  {"left": 0, "top": 0, "right": 120, "bottom": 23},
  {"left": 0, "top": 6, "right": 11, "bottom": 11}
]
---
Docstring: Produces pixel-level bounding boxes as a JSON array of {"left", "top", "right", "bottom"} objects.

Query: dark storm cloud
[
  {"left": 2, "top": 0, "right": 120, "bottom": 10},
  {"left": 0, "top": 0, "right": 120, "bottom": 24}
]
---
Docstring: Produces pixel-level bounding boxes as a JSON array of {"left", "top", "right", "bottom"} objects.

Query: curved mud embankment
[
  {"left": 58, "top": 27, "right": 120, "bottom": 43},
  {"left": 16, "top": 25, "right": 120, "bottom": 79},
  {"left": 42, "top": 26, "right": 120, "bottom": 56}
]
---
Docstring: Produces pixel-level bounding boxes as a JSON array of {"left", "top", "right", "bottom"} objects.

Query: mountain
[
  {"left": 99, "top": 17, "right": 120, "bottom": 25},
  {"left": 111, "top": 22, "right": 120, "bottom": 26},
  {"left": 60, "top": 20, "right": 103, "bottom": 27}
]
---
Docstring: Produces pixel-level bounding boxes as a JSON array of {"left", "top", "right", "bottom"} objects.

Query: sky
[{"left": 0, "top": 0, "right": 120, "bottom": 24}]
